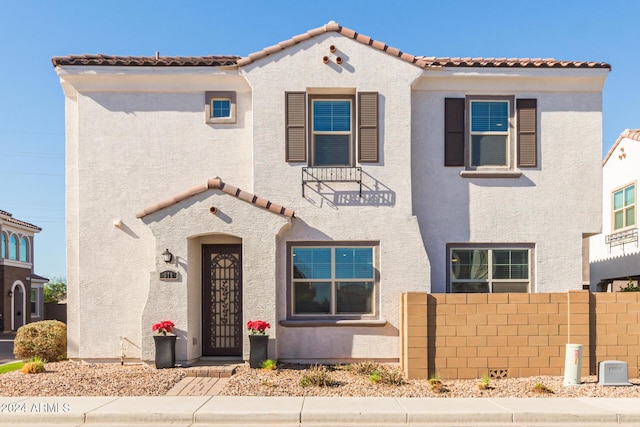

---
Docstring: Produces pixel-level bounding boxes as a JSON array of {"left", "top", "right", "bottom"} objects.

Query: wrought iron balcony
[
  {"left": 605, "top": 227, "right": 638, "bottom": 248},
  {"left": 302, "top": 167, "right": 362, "bottom": 197}
]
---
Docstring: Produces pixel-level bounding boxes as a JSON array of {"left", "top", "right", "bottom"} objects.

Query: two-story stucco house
[
  {"left": 52, "top": 22, "right": 609, "bottom": 365},
  {"left": 0, "top": 210, "right": 47, "bottom": 331},
  {"left": 590, "top": 129, "right": 640, "bottom": 291}
]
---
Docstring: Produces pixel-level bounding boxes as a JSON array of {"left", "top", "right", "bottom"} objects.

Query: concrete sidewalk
[{"left": 1, "top": 396, "right": 640, "bottom": 426}]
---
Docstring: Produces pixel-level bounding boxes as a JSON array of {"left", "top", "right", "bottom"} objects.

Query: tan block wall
[{"left": 401, "top": 290, "right": 640, "bottom": 380}]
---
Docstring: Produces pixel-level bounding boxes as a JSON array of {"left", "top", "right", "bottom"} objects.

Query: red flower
[
  {"left": 247, "top": 320, "right": 271, "bottom": 335},
  {"left": 152, "top": 320, "right": 175, "bottom": 336}
]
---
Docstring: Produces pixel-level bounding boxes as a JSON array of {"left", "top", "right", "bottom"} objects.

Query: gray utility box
[{"left": 598, "top": 360, "right": 632, "bottom": 386}]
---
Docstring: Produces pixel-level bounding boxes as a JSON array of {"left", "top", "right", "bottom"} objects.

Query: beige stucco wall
[
  {"left": 412, "top": 70, "right": 606, "bottom": 293},
  {"left": 590, "top": 136, "right": 640, "bottom": 286}
]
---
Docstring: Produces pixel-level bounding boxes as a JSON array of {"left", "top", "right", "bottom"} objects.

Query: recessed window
[
  {"left": 290, "top": 243, "right": 377, "bottom": 318},
  {"left": 1, "top": 233, "right": 5, "bottom": 258},
  {"left": 613, "top": 183, "right": 636, "bottom": 231},
  {"left": 449, "top": 247, "right": 531, "bottom": 293},
  {"left": 470, "top": 101, "right": 509, "bottom": 166},
  {"left": 205, "top": 91, "right": 237, "bottom": 124},
  {"left": 20, "top": 236, "right": 28, "bottom": 262},
  {"left": 311, "top": 99, "right": 353, "bottom": 166},
  {"left": 31, "top": 289, "right": 38, "bottom": 316},
  {"left": 9, "top": 235, "right": 17, "bottom": 260}
]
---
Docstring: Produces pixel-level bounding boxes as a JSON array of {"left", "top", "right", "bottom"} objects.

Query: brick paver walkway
[{"left": 166, "top": 363, "right": 241, "bottom": 396}]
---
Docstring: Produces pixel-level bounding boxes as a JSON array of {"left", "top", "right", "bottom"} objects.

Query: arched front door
[
  {"left": 12, "top": 285, "right": 24, "bottom": 331},
  {"left": 202, "top": 244, "right": 242, "bottom": 356}
]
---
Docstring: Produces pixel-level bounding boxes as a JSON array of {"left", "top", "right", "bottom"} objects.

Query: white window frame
[
  {"left": 30, "top": 288, "right": 39, "bottom": 317},
  {"left": 310, "top": 97, "right": 354, "bottom": 167},
  {"left": 448, "top": 245, "right": 532, "bottom": 293},
  {"left": 612, "top": 182, "right": 636, "bottom": 231},
  {"left": 289, "top": 242, "right": 378, "bottom": 320},
  {"left": 205, "top": 91, "right": 237, "bottom": 124}
]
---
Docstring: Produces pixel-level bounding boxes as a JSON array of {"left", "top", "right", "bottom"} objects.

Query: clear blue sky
[{"left": 1, "top": 0, "right": 638, "bottom": 279}]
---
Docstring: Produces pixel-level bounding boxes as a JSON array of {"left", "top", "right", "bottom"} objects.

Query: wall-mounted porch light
[
  {"left": 161, "top": 249, "right": 173, "bottom": 263},
  {"left": 7, "top": 290, "right": 12, "bottom": 297}
]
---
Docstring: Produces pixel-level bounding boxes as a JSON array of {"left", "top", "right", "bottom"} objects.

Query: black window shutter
[
  {"left": 517, "top": 99, "right": 537, "bottom": 168},
  {"left": 445, "top": 98, "right": 465, "bottom": 166},
  {"left": 358, "top": 92, "right": 379, "bottom": 163},
  {"left": 285, "top": 92, "right": 306, "bottom": 162}
]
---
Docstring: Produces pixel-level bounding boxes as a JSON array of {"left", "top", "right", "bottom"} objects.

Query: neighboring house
[
  {"left": 0, "top": 210, "right": 47, "bottom": 331},
  {"left": 52, "top": 22, "right": 609, "bottom": 365},
  {"left": 590, "top": 129, "right": 640, "bottom": 291}
]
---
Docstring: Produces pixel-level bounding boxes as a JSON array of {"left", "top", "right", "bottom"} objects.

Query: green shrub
[
  {"left": 620, "top": 278, "right": 640, "bottom": 292},
  {"left": 20, "top": 357, "right": 45, "bottom": 374},
  {"left": 14, "top": 320, "right": 67, "bottom": 361},
  {"left": 261, "top": 359, "right": 277, "bottom": 370}
]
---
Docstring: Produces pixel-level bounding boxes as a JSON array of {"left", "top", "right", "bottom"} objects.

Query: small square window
[{"left": 205, "top": 91, "right": 236, "bottom": 124}]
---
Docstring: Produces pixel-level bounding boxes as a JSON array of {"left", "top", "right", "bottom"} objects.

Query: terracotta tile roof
[
  {"left": 136, "top": 177, "right": 295, "bottom": 219},
  {"left": 0, "top": 210, "right": 42, "bottom": 231},
  {"left": 51, "top": 54, "right": 240, "bottom": 67},
  {"left": 603, "top": 129, "right": 640, "bottom": 165},
  {"left": 51, "top": 22, "right": 611, "bottom": 71}
]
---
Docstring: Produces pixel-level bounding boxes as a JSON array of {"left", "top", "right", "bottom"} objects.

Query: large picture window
[
  {"left": 450, "top": 247, "right": 530, "bottom": 293},
  {"left": 291, "top": 244, "right": 376, "bottom": 317},
  {"left": 613, "top": 183, "right": 635, "bottom": 231}
]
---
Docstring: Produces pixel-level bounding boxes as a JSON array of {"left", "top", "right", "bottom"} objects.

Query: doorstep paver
[
  {"left": 301, "top": 397, "right": 406, "bottom": 425},
  {"left": 85, "top": 396, "right": 209, "bottom": 425},
  {"left": 0, "top": 396, "right": 116, "bottom": 425},
  {"left": 195, "top": 396, "right": 303, "bottom": 426},
  {"left": 578, "top": 397, "right": 640, "bottom": 424},
  {"left": 489, "top": 397, "right": 618, "bottom": 424},
  {"left": 397, "top": 397, "right": 513, "bottom": 424}
]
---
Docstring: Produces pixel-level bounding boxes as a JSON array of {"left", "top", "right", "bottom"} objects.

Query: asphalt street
[{"left": 0, "top": 333, "right": 16, "bottom": 364}]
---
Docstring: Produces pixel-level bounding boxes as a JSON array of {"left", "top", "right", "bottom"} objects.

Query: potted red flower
[
  {"left": 247, "top": 320, "right": 270, "bottom": 368},
  {"left": 152, "top": 320, "right": 176, "bottom": 368}
]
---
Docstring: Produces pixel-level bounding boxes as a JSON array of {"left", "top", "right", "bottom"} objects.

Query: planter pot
[
  {"left": 249, "top": 335, "right": 268, "bottom": 368},
  {"left": 153, "top": 335, "right": 177, "bottom": 369}
]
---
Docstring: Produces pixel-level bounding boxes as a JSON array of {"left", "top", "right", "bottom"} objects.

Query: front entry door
[{"left": 202, "top": 244, "right": 242, "bottom": 356}]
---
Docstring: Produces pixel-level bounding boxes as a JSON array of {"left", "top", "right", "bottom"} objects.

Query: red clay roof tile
[
  {"left": 136, "top": 178, "right": 295, "bottom": 219},
  {"left": 603, "top": 129, "right": 640, "bottom": 165},
  {"left": 52, "top": 22, "right": 611, "bottom": 71}
]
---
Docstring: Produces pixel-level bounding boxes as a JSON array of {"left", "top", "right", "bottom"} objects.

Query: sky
[{"left": 1, "top": 0, "right": 639, "bottom": 280}]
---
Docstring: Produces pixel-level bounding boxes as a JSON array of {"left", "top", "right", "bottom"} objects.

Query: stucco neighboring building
[
  {"left": 0, "top": 210, "right": 46, "bottom": 331},
  {"left": 52, "top": 22, "right": 609, "bottom": 365},
  {"left": 590, "top": 129, "right": 640, "bottom": 291}
]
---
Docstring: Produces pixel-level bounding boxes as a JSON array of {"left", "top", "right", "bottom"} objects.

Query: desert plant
[
  {"left": 261, "top": 359, "right": 277, "bottom": 370},
  {"left": 21, "top": 357, "right": 45, "bottom": 374},
  {"left": 299, "top": 364, "right": 337, "bottom": 387},
  {"left": 350, "top": 360, "right": 382, "bottom": 375},
  {"left": 428, "top": 373, "right": 447, "bottom": 393},
  {"left": 532, "top": 382, "right": 554, "bottom": 394},
  {"left": 369, "top": 369, "right": 381, "bottom": 383},
  {"left": 14, "top": 320, "right": 66, "bottom": 361},
  {"left": 478, "top": 374, "right": 491, "bottom": 390},
  {"left": 620, "top": 278, "right": 640, "bottom": 292}
]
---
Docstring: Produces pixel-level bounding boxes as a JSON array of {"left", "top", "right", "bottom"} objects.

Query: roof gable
[
  {"left": 136, "top": 178, "right": 295, "bottom": 219},
  {"left": 603, "top": 129, "right": 640, "bottom": 166},
  {"left": 51, "top": 21, "right": 611, "bottom": 71}
]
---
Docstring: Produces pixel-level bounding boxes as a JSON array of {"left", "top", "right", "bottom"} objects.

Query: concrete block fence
[{"left": 400, "top": 290, "right": 640, "bottom": 379}]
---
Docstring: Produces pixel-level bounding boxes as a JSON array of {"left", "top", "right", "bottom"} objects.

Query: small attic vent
[{"left": 159, "top": 270, "right": 178, "bottom": 281}]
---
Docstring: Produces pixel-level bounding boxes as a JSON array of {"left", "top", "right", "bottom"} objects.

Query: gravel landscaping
[{"left": 2, "top": 360, "right": 640, "bottom": 398}]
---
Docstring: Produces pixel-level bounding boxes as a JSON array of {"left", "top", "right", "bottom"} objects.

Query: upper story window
[
  {"left": 19, "top": 236, "right": 28, "bottom": 262},
  {"left": 285, "top": 91, "right": 379, "bottom": 165},
  {"left": 445, "top": 97, "right": 537, "bottom": 174},
  {"left": 449, "top": 246, "right": 531, "bottom": 293},
  {"left": 205, "top": 91, "right": 237, "bottom": 124},
  {"left": 9, "top": 235, "right": 17, "bottom": 260},
  {"left": 289, "top": 242, "right": 378, "bottom": 319},
  {"left": 613, "top": 183, "right": 636, "bottom": 231},
  {"left": 312, "top": 99, "right": 352, "bottom": 166},
  {"left": 470, "top": 101, "right": 509, "bottom": 166},
  {"left": 1, "top": 233, "right": 5, "bottom": 258}
]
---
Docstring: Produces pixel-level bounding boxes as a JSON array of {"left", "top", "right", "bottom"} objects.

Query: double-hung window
[
  {"left": 31, "top": 289, "right": 38, "bottom": 316},
  {"left": 312, "top": 99, "right": 352, "bottom": 166},
  {"left": 449, "top": 247, "right": 531, "bottom": 293},
  {"left": 290, "top": 244, "right": 377, "bottom": 318},
  {"left": 470, "top": 100, "right": 509, "bottom": 166},
  {"left": 613, "top": 183, "right": 636, "bottom": 231}
]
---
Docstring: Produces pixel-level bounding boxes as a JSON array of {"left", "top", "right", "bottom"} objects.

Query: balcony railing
[
  {"left": 302, "top": 167, "right": 362, "bottom": 197},
  {"left": 605, "top": 227, "right": 638, "bottom": 249}
]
